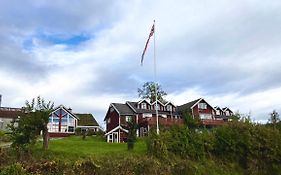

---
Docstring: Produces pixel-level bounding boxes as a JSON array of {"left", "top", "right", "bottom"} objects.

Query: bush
[
  {"left": 73, "top": 158, "right": 100, "bottom": 175},
  {"left": 0, "top": 163, "right": 27, "bottom": 175},
  {"left": 0, "top": 131, "right": 11, "bottom": 142},
  {"left": 147, "top": 126, "right": 214, "bottom": 160},
  {"left": 75, "top": 128, "right": 82, "bottom": 135}
]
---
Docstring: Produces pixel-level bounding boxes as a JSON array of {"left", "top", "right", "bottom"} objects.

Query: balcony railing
[
  {"left": 141, "top": 117, "right": 184, "bottom": 126},
  {"left": 201, "top": 119, "right": 225, "bottom": 126}
]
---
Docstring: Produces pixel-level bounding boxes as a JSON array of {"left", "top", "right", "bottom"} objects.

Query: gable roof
[
  {"left": 137, "top": 99, "right": 151, "bottom": 105},
  {"left": 222, "top": 107, "right": 233, "bottom": 113},
  {"left": 164, "top": 101, "right": 176, "bottom": 107},
  {"left": 126, "top": 101, "right": 176, "bottom": 115},
  {"left": 52, "top": 105, "right": 79, "bottom": 120},
  {"left": 151, "top": 100, "right": 165, "bottom": 106},
  {"left": 177, "top": 98, "right": 216, "bottom": 113},
  {"left": 214, "top": 106, "right": 224, "bottom": 112},
  {"left": 75, "top": 113, "right": 99, "bottom": 126},
  {"left": 105, "top": 125, "right": 128, "bottom": 136},
  {"left": 112, "top": 103, "right": 135, "bottom": 116},
  {"left": 177, "top": 98, "right": 201, "bottom": 113}
]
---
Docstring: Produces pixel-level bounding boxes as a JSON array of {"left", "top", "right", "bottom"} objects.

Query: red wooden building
[{"left": 104, "top": 98, "right": 234, "bottom": 143}]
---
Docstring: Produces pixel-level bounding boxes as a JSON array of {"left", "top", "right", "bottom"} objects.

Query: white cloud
[{"left": 1, "top": 0, "right": 281, "bottom": 125}]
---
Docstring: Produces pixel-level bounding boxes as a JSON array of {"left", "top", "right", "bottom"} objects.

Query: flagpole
[{"left": 153, "top": 20, "right": 159, "bottom": 135}]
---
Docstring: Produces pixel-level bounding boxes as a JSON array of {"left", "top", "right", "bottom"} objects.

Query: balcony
[{"left": 141, "top": 117, "right": 184, "bottom": 126}]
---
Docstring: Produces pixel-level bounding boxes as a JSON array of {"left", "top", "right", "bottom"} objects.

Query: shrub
[
  {"left": 75, "top": 128, "right": 82, "bottom": 135},
  {"left": 0, "top": 163, "right": 26, "bottom": 175},
  {"left": 73, "top": 158, "right": 100, "bottom": 175}
]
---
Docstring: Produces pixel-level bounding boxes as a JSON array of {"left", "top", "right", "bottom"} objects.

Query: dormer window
[
  {"left": 167, "top": 105, "right": 172, "bottom": 111},
  {"left": 154, "top": 104, "right": 160, "bottom": 110},
  {"left": 216, "top": 110, "right": 220, "bottom": 115},
  {"left": 198, "top": 103, "right": 207, "bottom": 109},
  {"left": 141, "top": 103, "right": 147, "bottom": 109}
]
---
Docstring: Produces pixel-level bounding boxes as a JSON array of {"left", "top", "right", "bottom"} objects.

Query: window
[
  {"left": 198, "top": 103, "right": 207, "bottom": 109},
  {"left": 141, "top": 103, "right": 147, "bottom": 109},
  {"left": 143, "top": 113, "right": 152, "bottom": 118},
  {"left": 216, "top": 110, "right": 220, "bottom": 115},
  {"left": 154, "top": 104, "right": 160, "bottom": 110},
  {"left": 199, "top": 114, "right": 212, "bottom": 120},
  {"left": 167, "top": 105, "right": 172, "bottom": 111},
  {"left": 125, "top": 116, "right": 132, "bottom": 122},
  {"left": 107, "top": 118, "right": 111, "bottom": 124}
]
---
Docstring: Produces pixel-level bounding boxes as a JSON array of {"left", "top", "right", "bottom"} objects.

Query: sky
[{"left": 1, "top": 0, "right": 281, "bottom": 127}]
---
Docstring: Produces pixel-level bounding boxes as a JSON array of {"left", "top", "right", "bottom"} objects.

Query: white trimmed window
[
  {"left": 125, "top": 116, "right": 132, "bottom": 122},
  {"left": 154, "top": 104, "right": 160, "bottom": 110},
  {"left": 107, "top": 118, "right": 111, "bottom": 124},
  {"left": 143, "top": 113, "right": 152, "bottom": 118},
  {"left": 199, "top": 114, "right": 212, "bottom": 120},
  {"left": 141, "top": 103, "right": 147, "bottom": 109},
  {"left": 198, "top": 103, "right": 207, "bottom": 109},
  {"left": 216, "top": 110, "right": 220, "bottom": 115},
  {"left": 167, "top": 105, "right": 172, "bottom": 111}
]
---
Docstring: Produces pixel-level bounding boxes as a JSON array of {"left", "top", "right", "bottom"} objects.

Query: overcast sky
[{"left": 1, "top": 0, "right": 281, "bottom": 126}]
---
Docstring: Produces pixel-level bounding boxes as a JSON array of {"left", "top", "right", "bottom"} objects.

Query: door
[{"left": 113, "top": 132, "right": 119, "bottom": 143}]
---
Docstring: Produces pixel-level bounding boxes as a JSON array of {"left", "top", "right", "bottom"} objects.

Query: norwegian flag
[{"left": 141, "top": 23, "right": 155, "bottom": 65}]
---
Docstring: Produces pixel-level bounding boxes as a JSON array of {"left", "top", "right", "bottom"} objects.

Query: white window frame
[
  {"left": 198, "top": 103, "right": 207, "bottom": 109},
  {"left": 125, "top": 116, "right": 132, "bottom": 122},
  {"left": 141, "top": 103, "right": 147, "bottom": 109},
  {"left": 166, "top": 105, "right": 172, "bottom": 111},
  {"left": 143, "top": 113, "right": 152, "bottom": 118},
  {"left": 199, "top": 113, "right": 212, "bottom": 120}
]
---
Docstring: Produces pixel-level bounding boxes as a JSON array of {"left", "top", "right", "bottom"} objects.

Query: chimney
[
  {"left": 0, "top": 94, "right": 2, "bottom": 107},
  {"left": 68, "top": 108, "right": 72, "bottom": 113}
]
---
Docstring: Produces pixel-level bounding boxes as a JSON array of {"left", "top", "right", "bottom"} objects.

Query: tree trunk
[{"left": 43, "top": 126, "right": 49, "bottom": 150}]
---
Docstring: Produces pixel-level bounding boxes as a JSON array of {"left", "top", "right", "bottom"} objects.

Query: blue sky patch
[{"left": 22, "top": 31, "right": 91, "bottom": 51}]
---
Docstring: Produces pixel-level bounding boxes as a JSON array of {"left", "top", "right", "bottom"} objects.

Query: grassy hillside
[{"left": 41, "top": 136, "right": 146, "bottom": 160}]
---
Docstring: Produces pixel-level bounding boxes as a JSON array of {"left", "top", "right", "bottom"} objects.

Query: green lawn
[{"left": 35, "top": 136, "right": 147, "bottom": 161}]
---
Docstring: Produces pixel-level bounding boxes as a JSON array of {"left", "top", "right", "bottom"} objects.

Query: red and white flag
[{"left": 141, "top": 23, "right": 155, "bottom": 65}]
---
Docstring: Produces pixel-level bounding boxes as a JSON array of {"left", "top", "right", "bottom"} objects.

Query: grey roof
[
  {"left": 75, "top": 113, "right": 99, "bottom": 126},
  {"left": 112, "top": 103, "right": 135, "bottom": 115},
  {"left": 176, "top": 98, "right": 201, "bottom": 113},
  {"left": 214, "top": 106, "right": 224, "bottom": 112},
  {"left": 126, "top": 101, "right": 178, "bottom": 115},
  {"left": 222, "top": 107, "right": 233, "bottom": 113}
]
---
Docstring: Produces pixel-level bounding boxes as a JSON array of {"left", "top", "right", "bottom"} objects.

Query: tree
[
  {"left": 183, "top": 112, "right": 200, "bottom": 130},
  {"left": 268, "top": 110, "right": 280, "bottom": 124},
  {"left": 137, "top": 81, "right": 167, "bottom": 103},
  {"left": 126, "top": 120, "right": 138, "bottom": 150},
  {"left": 9, "top": 96, "right": 54, "bottom": 150}
]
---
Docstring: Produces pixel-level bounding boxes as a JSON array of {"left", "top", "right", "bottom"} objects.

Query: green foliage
[
  {"left": 0, "top": 163, "right": 27, "bottom": 175},
  {"left": 75, "top": 127, "right": 82, "bottom": 135},
  {"left": 126, "top": 120, "right": 138, "bottom": 150},
  {"left": 183, "top": 112, "right": 200, "bottom": 129},
  {"left": 147, "top": 126, "right": 214, "bottom": 160},
  {"left": 73, "top": 158, "right": 100, "bottom": 175},
  {"left": 213, "top": 121, "right": 253, "bottom": 166},
  {"left": 137, "top": 81, "right": 167, "bottom": 103},
  {"left": 268, "top": 110, "right": 280, "bottom": 124},
  {"left": 0, "top": 131, "right": 10, "bottom": 142},
  {"left": 8, "top": 96, "right": 54, "bottom": 151},
  {"left": 146, "top": 130, "right": 168, "bottom": 159}
]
